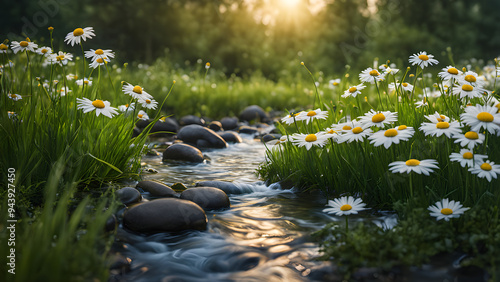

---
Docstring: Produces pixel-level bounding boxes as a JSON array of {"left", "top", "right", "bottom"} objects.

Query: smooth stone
[
  {"left": 162, "top": 143, "right": 204, "bottom": 163},
  {"left": 220, "top": 117, "right": 239, "bottom": 130},
  {"left": 239, "top": 105, "right": 270, "bottom": 123},
  {"left": 105, "top": 214, "right": 118, "bottom": 233},
  {"left": 116, "top": 187, "right": 142, "bottom": 206},
  {"left": 171, "top": 183, "right": 188, "bottom": 192},
  {"left": 123, "top": 198, "right": 207, "bottom": 233},
  {"left": 179, "top": 115, "right": 205, "bottom": 126},
  {"left": 195, "top": 180, "right": 256, "bottom": 194},
  {"left": 208, "top": 121, "right": 223, "bottom": 132},
  {"left": 150, "top": 118, "right": 179, "bottom": 137},
  {"left": 180, "top": 187, "right": 230, "bottom": 210},
  {"left": 135, "top": 119, "right": 151, "bottom": 130},
  {"left": 177, "top": 124, "right": 227, "bottom": 149},
  {"left": 218, "top": 131, "right": 243, "bottom": 143},
  {"left": 238, "top": 125, "right": 259, "bottom": 135},
  {"left": 136, "top": 180, "right": 176, "bottom": 197},
  {"left": 261, "top": 134, "right": 281, "bottom": 143}
]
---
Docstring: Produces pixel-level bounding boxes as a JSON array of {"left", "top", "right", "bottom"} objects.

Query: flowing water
[{"left": 112, "top": 135, "right": 478, "bottom": 282}]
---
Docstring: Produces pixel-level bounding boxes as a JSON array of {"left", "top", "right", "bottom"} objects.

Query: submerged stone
[
  {"left": 180, "top": 187, "right": 230, "bottom": 210},
  {"left": 116, "top": 187, "right": 142, "bottom": 206}
]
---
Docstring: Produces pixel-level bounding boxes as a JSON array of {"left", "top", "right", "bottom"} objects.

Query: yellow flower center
[
  {"left": 464, "top": 75, "right": 476, "bottom": 83},
  {"left": 342, "top": 125, "right": 352, "bottom": 130},
  {"left": 402, "top": 83, "right": 409, "bottom": 87},
  {"left": 138, "top": 114, "right": 143, "bottom": 119},
  {"left": 95, "top": 49, "right": 104, "bottom": 55},
  {"left": 447, "top": 67, "right": 459, "bottom": 75},
  {"left": 405, "top": 159, "right": 420, "bottom": 166},
  {"left": 0, "top": 44, "right": 8, "bottom": 50},
  {"left": 91, "top": 99, "right": 105, "bottom": 109},
  {"left": 352, "top": 127, "right": 363, "bottom": 134},
  {"left": 464, "top": 131, "right": 479, "bottom": 140},
  {"left": 436, "top": 122, "right": 450, "bottom": 129},
  {"left": 145, "top": 99, "right": 151, "bottom": 104},
  {"left": 372, "top": 113, "right": 386, "bottom": 123},
  {"left": 41, "top": 48, "right": 48, "bottom": 54},
  {"left": 56, "top": 55, "right": 64, "bottom": 61},
  {"left": 440, "top": 208, "right": 453, "bottom": 215},
  {"left": 340, "top": 204, "right": 352, "bottom": 211},
  {"left": 384, "top": 129, "right": 398, "bottom": 137},
  {"left": 480, "top": 163, "right": 492, "bottom": 171},
  {"left": 333, "top": 82, "right": 339, "bottom": 86},
  {"left": 20, "top": 41, "right": 29, "bottom": 47},
  {"left": 327, "top": 129, "right": 335, "bottom": 134},
  {"left": 73, "top": 28, "right": 84, "bottom": 36},
  {"left": 463, "top": 152, "right": 473, "bottom": 159},
  {"left": 307, "top": 111, "right": 317, "bottom": 117},
  {"left": 96, "top": 58, "right": 104, "bottom": 64},
  {"left": 84, "top": 81, "right": 89, "bottom": 84},
  {"left": 206, "top": 62, "right": 210, "bottom": 67},
  {"left": 349, "top": 87, "right": 357, "bottom": 93},
  {"left": 397, "top": 125, "right": 407, "bottom": 130},
  {"left": 133, "top": 85, "right": 143, "bottom": 94},
  {"left": 418, "top": 54, "right": 429, "bottom": 61},
  {"left": 369, "top": 69, "right": 380, "bottom": 76},
  {"left": 476, "top": 112, "right": 493, "bottom": 122},
  {"left": 305, "top": 134, "right": 317, "bottom": 142},
  {"left": 462, "top": 84, "right": 474, "bottom": 92}
]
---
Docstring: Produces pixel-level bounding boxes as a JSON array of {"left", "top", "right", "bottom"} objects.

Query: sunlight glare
[{"left": 280, "top": 0, "right": 300, "bottom": 9}]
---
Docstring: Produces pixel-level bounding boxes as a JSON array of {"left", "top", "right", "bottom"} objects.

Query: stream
[{"left": 111, "top": 134, "right": 478, "bottom": 282}]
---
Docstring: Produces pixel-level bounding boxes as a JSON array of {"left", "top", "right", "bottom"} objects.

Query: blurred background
[{"left": 2, "top": 0, "right": 500, "bottom": 77}]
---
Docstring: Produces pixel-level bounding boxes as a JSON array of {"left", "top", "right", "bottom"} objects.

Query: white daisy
[
  {"left": 419, "top": 120, "right": 462, "bottom": 138},
  {"left": 291, "top": 132, "right": 328, "bottom": 150},
  {"left": 368, "top": 127, "right": 413, "bottom": 149},
  {"left": 35, "top": 46, "right": 52, "bottom": 57},
  {"left": 64, "top": 27, "right": 95, "bottom": 46},
  {"left": 469, "top": 160, "right": 500, "bottom": 182},
  {"left": 449, "top": 149, "right": 487, "bottom": 168},
  {"left": 76, "top": 97, "right": 118, "bottom": 118},
  {"left": 388, "top": 159, "right": 439, "bottom": 175},
  {"left": 358, "top": 109, "right": 398, "bottom": 128},
  {"left": 383, "top": 66, "right": 400, "bottom": 75},
  {"left": 323, "top": 196, "right": 367, "bottom": 216},
  {"left": 48, "top": 51, "right": 73, "bottom": 66},
  {"left": 76, "top": 78, "right": 92, "bottom": 86},
  {"left": 11, "top": 39, "right": 38, "bottom": 54},
  {"left": 424, "top": 112, "right": 450, "bottom": 123},
  {"left": 7, "top": 111, "right": 17, "bottom": 119},
  {"left": 205, "top": 62, "right": 210, "bottom": 69},
  {"left": 118, "top": 103, "right": 136, "bottom": 115},
  {"left": 331, "top": 120, "right": 356, "bottom": 132},
  {"left": 453, "top": 131, "right": 485, "bottom": 150},
  {"left": 460, "top": 104, "right": 500, "bottom": 134},
  {"left": 329, "top": 78, "right": 341, "bottom": 89},
  {"left": 137, "top": 110, "right": 149, "bottom": 121},
  {"left": 409, "top": 51, "right": 439, "bottom": 69},
  {"left": 337, "top": 122, "right": 373, "bottom": 143},
  {"left": 0, "top": 43, "right": 8, "bottom": 53},
  {"left": 84, "top": 49, "right": 115, "bottom": 62},
  {"left": 428, "top": 199, "right": 469, "bottom": 221},
  {"left": 138, "top": 97, "right": 158, "bottom": 110},
  {"left": 89, "top": 57, "right": 110, "bottom": 69},
  {"left": 7, "top": 93, "right": 22, "bottom": 101},
  {"left": 415, "top": 99, "right": 428, "bottom": 108},
  {"left": 396, "top": 125, "right": 415, "bottom": 135},
  {"left": 297, "top": 108, "right": 328, "bottom": 125},
  {"left": 458, "top": 71, "right": 486, "bottom": 88},
  {"left": 389, "top": 82, "right": 414, "bottom": 93},
  {"left": 122, "top": 83, "right": 153, "bottom": 100},
  {"left": 438, "top": 66, "right": 462, "bottom": 81},
  {"left": 322, "top": 128, "right": 340, "bottom": 141},
  {"left": 281, "top": 112, "right": 302, "bottom": 125},
  {"left": 359, "top": 67, "right": 385, "bottom": 84},
  {"left": 452, "top": 84, "right": 483, "bottom": 100},
  {"left": 342, "top": 84, "right": 366, "bottom": 98}
]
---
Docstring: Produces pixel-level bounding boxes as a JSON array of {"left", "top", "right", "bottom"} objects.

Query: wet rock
[
  {"left": 105, "top": 214, "right": 118, "bottom": 233},
  {"left": 239, "top": 105, "right": 270, "bottom": 123},
  {"left": 208, "top": 121, "right": 223, "bottom": 132},
  {"left": 135, "top": 119, "right": 151, "bottom": 130},
  {"left": 238, "top": 125, "right": 259, "bottom": 135},
  {"left": 218, "top": 131, "right": 243, "bottom": 143},
  {"left": 136, "top": 180, "right": 176, "bottom": 197},
  {"left": 116, "top": 187, "right": 142, "bottom": 206},
  {"left": 162, "top": 143, "right": 204, "bottom": 163},
  {"left": 177, "top": 124, "right": 227, "bottom": 149},
  {"left": 220, "top": 117, "right": 239, "bottom": 130},
  {"left": 145, "top": 149, "right": 160, "bottom": 156},
  {"left": 180, "top": 115, "right": 205, "bottom": 126},
  {"left": 123, "top": 198, "right": 207, "bottom": 233},
  {"left": 180, "top": 187, "right": 230, "bottom": 210},
  {"left": 171, "top": 183, "right": 188, "bottom": 192},
  {"left": 150, "top": 118, "right": 179, "bottom": 137},
  {"left": 195, "top": 180, "right": 256, "bottom": 194},
  {"left": 261, "top": 134, "right": 281, "bottom": 143}
]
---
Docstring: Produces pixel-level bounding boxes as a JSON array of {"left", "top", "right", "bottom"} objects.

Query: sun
[{"left": 280, "top": 0, "right": 301, "bottom": 9}]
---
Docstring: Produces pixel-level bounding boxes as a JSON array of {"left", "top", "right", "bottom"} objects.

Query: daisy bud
[
  {"left": 300, "top": 62, "right": 304, "bottom": 66},
  {"left": 48, "top": 27, "right": 54, "bottom": 31},
  {"left": 462, "top": 67, "right": 467, "bottom": 72}
]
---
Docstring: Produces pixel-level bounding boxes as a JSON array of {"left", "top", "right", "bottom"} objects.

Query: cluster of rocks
[{"left": 133, "top": 105, "right": 283, "bottom": 163}]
